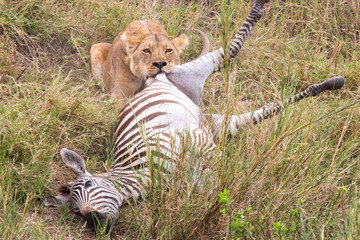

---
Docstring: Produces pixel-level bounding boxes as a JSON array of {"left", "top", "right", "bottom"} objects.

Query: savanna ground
[{"left": 0, "top": 0, "right": 359, "bottom": 239}]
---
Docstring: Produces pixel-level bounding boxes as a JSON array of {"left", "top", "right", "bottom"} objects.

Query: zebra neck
[{"left": 107, "top": 169, "right": 145, "bottom": 202}]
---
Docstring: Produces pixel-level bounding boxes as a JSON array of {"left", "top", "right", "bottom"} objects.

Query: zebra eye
[{"left": 84, "top": 180, "right": 92, "bottom": 188}]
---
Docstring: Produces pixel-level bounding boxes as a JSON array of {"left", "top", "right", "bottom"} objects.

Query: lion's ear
[
  {"left": 120, "top": 31, "right": 142, "bottom": 52},
  {"left": 172, "top": 34, "right": 189, "bottom": 53},
  {"left": 120, "top": 31, "right": 132, "bottom": 44}
]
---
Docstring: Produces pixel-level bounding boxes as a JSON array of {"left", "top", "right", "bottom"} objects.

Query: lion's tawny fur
[{"left": 90, "top": 20, "right": 189, "bottom": 106}]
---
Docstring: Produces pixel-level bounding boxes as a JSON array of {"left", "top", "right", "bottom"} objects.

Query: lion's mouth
[
  {"left": 147, "top": 63, "right": 173, "bottom": 77},
  {"left": 156, "top": 69, "right": 166, "bottom": 75},
  {"left": 149, "top": 69, "right": 166, "bottom": 77}
]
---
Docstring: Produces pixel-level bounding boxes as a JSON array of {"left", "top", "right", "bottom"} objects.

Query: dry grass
[{"left": 0, "top": 0, "right": 359, "bottom": 239}]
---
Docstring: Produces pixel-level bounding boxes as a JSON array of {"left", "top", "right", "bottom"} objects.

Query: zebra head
[{"left": 45, "top": 148, "right": 123, "bottom": 232}]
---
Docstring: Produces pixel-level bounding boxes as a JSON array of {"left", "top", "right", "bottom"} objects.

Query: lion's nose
[{"left": 152, "top": 61, "right": 167, "bottom": 68}]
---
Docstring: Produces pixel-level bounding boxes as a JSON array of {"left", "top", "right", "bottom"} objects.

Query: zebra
[{"left": 45, "top": 0, "right": 344, "bottom": 232}]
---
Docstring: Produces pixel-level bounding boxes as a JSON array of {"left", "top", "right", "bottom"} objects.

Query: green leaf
[
  {"left": 218, "top": 188, "right": 232, "bottom": 206},
  {"left": 272, "top": 222, "right": 282, "bottom": 230}
]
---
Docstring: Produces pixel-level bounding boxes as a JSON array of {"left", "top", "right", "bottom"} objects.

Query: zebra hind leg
[
  {"left": 229, "top": 0, "right": 270, "bottom": 62},
  {"left": 208, "top": 76, "right": 345, "bottom": 137},
  {"left": 167, "top": 0, "right": 271, "bottom": 106}
]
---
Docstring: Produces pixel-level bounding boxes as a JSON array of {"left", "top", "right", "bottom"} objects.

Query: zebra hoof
[{"left": 255, "top": 0, "right": 270, "bottom": 8}]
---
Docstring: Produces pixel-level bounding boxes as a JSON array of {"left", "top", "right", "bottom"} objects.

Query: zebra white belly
[
  {"left": 142, "top": 100, "right": 201, "bottom": 131},
  {"left": 143, "top": 75, "right": 204, "bottom": 131}
]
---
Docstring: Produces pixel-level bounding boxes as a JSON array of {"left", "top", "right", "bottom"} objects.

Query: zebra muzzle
[{"left": 83, "top": 209, "right": 112, "bottom": 233}]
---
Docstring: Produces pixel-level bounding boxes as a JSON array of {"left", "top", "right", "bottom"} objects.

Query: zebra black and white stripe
[{"left": 45, "top": 0, "right": 344, "bottom": 231}]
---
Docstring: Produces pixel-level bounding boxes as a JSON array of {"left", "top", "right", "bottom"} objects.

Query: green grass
[{"left": 0, "top": 0, "right": 359, "bottom": 239}]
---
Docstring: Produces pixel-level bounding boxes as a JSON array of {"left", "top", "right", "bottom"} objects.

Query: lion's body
[{"left": 90, "top": 20, "right": 189, "bottom": 105}]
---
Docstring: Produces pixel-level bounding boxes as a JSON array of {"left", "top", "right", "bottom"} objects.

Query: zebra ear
[
  {"left": 60, "top": 148, "right": 92, "bottom": 177},
  {"left": 44, "top": 194, "right": 71, "bottom": 207},
  {"left": 44, "top": 182, "right": 73, "bottom": 207}
]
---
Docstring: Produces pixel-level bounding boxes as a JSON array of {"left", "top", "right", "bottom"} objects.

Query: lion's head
[{"left": 120, "top": 20, "right": 189, "bottom": 80}]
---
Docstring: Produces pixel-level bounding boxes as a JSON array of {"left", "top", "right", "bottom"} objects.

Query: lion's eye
[
  {"left": 143, "top": 49, "right": 151, "bottom": 53},
  {"left": 165, "top": 49, "right": 173, "bottom": 53},
  {"left": 84, "top": 180, "right": 92, "bottom": 188}
]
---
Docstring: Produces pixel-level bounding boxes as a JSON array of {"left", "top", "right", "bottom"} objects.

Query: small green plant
[
  {"left": 218, "top": 189, "right": 254, "bottom": 239},
  {"left": 271, "top": 198, "right": 306, "bottom": 239},
  {"left": 272, "top": 222, "right": 289, "bottom": 239},
  {"left": 219, "top": 188, "right": 232, "bottom": 215}
]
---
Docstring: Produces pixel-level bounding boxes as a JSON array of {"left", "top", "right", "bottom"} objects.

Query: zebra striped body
[
  {"left": 113, "top": 74, "right": 214, "bottom": 169},
  {"left": 45, "top": 0, "right": 344, "bottom": 232},
  {"left": 110, "top": 73, "right": 216, "bottom": 197}
]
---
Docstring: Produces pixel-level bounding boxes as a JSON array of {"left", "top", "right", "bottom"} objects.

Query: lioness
[{"left": 90, "top": 20, "right": 209, "bottom": 105}]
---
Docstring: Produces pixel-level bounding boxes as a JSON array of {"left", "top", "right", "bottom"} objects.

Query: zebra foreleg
[{"left": 209, "top": 76, "right": 345, "bottom": 137}]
